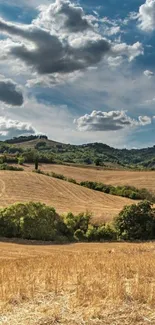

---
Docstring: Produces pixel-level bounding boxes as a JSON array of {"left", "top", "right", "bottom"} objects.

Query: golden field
[
  {"left": 27, "top": 163, "right": 155, "bottom": 194},
  {"left": 0, "top": 170, "right": 134, "bottom": 223},
  {"left": 1, "top": 241, "right": 155, "bottom": 324},
  {"left": 1, "top": 166, "right": 155, "bottom": 324}
]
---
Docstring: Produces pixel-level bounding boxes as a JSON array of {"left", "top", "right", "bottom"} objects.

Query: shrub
[
  {"left": 51, "top": 172, "right": 67, "bottom": 181},
  {"left": 67, "top": 178, "right": 77, "bottom": 184},
  {"left": 115, "top": 201, "right": 155, "bottom": 241},
  {"left": 63, "top": 212, "right": 91, "bottom": 236},
  {"left": 18, "top": 156, "right": 25, "bottom": 165},
  {"left": 97, "top": 224, "right": 117, "bottom": 241},
  {"left": 0, "top": 163, "right": 23, "bottom": 171},
  {"left": 74, "top": 229, "right": 86, "bottom": 241},
  {"left": 80, "top": 181, "right": 155, "bottom": 202},
  {"left": 86, "top": 225, "right": 98, "bottom": 242},
  {"left": 0, "top": 202, "right": 69, "bottom": 241}
]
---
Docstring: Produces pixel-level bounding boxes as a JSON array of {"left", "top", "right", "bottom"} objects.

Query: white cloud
[
  {"left": 0, "top": 0, "right": 144, "bottom": 86},
  {"left": 144, "top": 70, "right": 154, "bottom": 78},
  {"left": 138, "top": 0, "right": 155, "bottom": 32},
  {"left": 74, "top": 110, "right": 152, "bottom": 132},
  {"left": 104, "top": 26, "right": 121, "bottom": 36},
  {"left": 0, "top": 116, "right": 36, "bottom": 139},
  {"left": 111, "top": 42, "right": 144, "bottom": 62},
  {"left": 138, "top": 115, "right": 152, "bottom": 125}
]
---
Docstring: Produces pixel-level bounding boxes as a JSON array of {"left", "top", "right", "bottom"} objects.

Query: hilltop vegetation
[{"left": 0, "top": 135, "right": 155, "bottom": 169}]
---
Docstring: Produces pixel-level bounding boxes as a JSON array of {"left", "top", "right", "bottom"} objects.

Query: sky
[{"left": 0, "top": 0, "right": 155, "bottom": 148}]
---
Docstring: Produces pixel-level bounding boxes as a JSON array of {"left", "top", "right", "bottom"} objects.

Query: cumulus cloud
[
  {"left": 138, "top": 0, "right": 155, "bottom": 31},
  {"left": 144, "top": 70, "right": 154, "bottom": 78},
  {"left": 35, "top": 0, "right": 92, "bottom": 33},
  {"left": 111, "top": 42, "right": 144, "bottom": 62},
  {"left": 0, "top": 117, "right": 36, "bottom": 139},
  {"left": 74, "top": 110, "right": 152, "bottom": 132},
  {"left": 0, "top": 0, "right": 144, "bottom": 85},
  {"left": 0, "top": 75, "right": 23, "bottom": 106}
]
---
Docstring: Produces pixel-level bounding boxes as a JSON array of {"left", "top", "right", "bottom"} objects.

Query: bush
[
  {"left": 0, "top": 202, "right": 68, "bottom": 241},
  {"left": 18, "top": 156, "right": 25, "bottom": 165},
  {"left": 86, "top": 225, "right": 98, "bottom": 241},
  {"left": 51, "top": 172, "right": 67, "bottom": 181},
  {"left": 67, "top": 178, "right": 77, "bottom": 184},
  {"left": 63, "top": 212, "right": 91, "bottom": 236},
  {"left": 80, "top": 181, "right": 155, "bottom": 202},
  {"left": 0, "top": 163, "right": 23, "bottom": 171},
  {"left": 115, "top": 201, "right": 155, "bottom": 241},
  {"left": 74, "top": 229, "right": 86, "bottom": 241},
  {"left": 97, "top": 224, "right": 117, "bottom": 241}
]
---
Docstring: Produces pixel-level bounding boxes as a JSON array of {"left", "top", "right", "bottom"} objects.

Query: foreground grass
[{"left": 1, "top": 242, "right": 155, "bottom": 324}]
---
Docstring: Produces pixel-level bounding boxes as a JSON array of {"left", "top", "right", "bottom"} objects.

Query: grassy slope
[{"left": 0, "top": 170, "right": 134, "bottom": 223}]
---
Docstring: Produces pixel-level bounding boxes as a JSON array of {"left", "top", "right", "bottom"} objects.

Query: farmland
[
  {"left": 1, "top": 241, "right": 155, "bottom": 324},
  {"left": 25, "top": 164, "right": 155, "bottom": 194},
  {"left": 0, "top": 163, "right": 155, "bottom": 324},
  {"left": 0, "top": 170, "right": 134, "bottom": 223}
]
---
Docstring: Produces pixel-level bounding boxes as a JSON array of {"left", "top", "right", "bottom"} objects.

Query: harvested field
[
  {"left": 1, "top": 241, "right": 155, "bottom": 324},
  {"left": 0, "top": 171, "right": 134, "bottom": 223},
  {"left": 24, "top": 164, "right": 155, "bottom": 194}
]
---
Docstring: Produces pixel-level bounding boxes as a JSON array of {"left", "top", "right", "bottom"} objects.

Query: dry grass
[
  {"left": 0, "top": 171, "right": 134, "bottom": 223},
  {"left": 26, "top": 164, "right": 155, "bottom": 194},
  {"left": 1, "top": 242, "right": 155, "bottom": 324}
]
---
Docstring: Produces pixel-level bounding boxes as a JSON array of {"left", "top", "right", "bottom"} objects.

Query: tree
[
  {"left": 18, "top": 156, "right": 25, "bottom": 165},
  {"left": 115, "top": 201, "right": 155, "bottom": 240},
  {"left": 35, "top": 156, "right": 39, "bottom": 170},
  {"left": 95, "top": 158, "right": 103, "bottom": 166}
]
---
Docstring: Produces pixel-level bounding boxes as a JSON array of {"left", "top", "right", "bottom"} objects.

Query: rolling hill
[
  {"left": 24, "top": 164, "right": 155, "bottom": 195},
  {"left": 0, "top": 171, "right": 134, "bottom": 223},
  {"left": 1, "top": 135, "right": 155, "bottom": 169}
]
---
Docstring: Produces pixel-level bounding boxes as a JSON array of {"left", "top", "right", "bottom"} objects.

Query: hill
[
  {"left": 1, "top": 135, "right": 155, "bottom": 169},
  {"left": 31, "top": 164, "right": 155, "bottom": 195},
  {"left": 0, "top": 170, "right": 134, "bottom": 223}
]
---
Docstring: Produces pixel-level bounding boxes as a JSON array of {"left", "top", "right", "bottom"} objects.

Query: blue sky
[{"left": 0, "top": 0, "right": 155, "bottom": 148}]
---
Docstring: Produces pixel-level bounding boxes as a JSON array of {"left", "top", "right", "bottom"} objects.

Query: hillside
[
  {"left": 0, "top": 171, "right": 134, "bottom": 223},
  {"left": 1, "top": 135, "right": 155, "bottom": 169},
  {"left": 30, "top": 164, "right": 155, "bottom": 195}
]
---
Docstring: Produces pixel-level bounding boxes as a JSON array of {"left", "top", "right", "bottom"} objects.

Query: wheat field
[
  {"left": 1, "top": 241, "right": 155, "bottom": 324},
  {"left": 0, "top": 171, "right": 134, "bottom": 223},
  {"left": 28, "top": 164, "right": 155, "bottom": 194}
]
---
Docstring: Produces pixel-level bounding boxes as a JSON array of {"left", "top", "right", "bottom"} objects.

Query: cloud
[
  {"left": 138, "top": 115, "right": 152, "bottom": 125},
  {"left": 0, "top": 116, "right": 36, "bottom": 139},
  {"left": 0, "top": 0, "right": 143, "bottom": 86},
  {"left": 144, "top": 70, "right": 154, "bottom": 78},
  {"left": 74, "top": 110, "right": 152, "bottom": 132},
  {"left": 0, "top": 75, "right": 23, "bottom": 106},
  {"left": 104, "top": 26, "right": 121, "bottom": 36},
  {"left": 0, "top": 0, "right": 52, "bottom": 8},
  {"left": 35, "top": 0, "right": 92, "bottom": 33},
  {"left": 0, "top": 16, "right": 110, "bottom": 75},
  {"left": 111, "top": 42, "right": 144, "bottom": 62},
  {"left": 138, "top": 0, "right": 155, "bottom": 32}
]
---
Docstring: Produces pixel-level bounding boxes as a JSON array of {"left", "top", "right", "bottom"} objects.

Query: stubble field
[
  {"left": 0, "top": 170, "right": 134, "bottom": 223},
  {"left": 1, "top": 241, "right": 155, "bottom": 324},
  {"left": 28, "top": 164, "right": 155, "bottom": 194}
]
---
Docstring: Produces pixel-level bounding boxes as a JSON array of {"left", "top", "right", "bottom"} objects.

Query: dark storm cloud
[{"left": 0, "top": 77, "right": 23, "bottom": 106}]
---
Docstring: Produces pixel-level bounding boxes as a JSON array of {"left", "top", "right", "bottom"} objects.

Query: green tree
[
  {"left": 115, "top": 201, "right": 155, "bottom": 241},
  {"left": 18, "top": 156, "right": 25, "bottom": 165}
]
